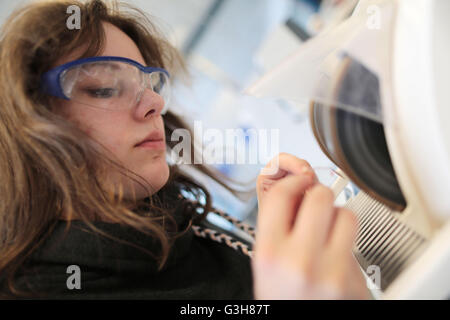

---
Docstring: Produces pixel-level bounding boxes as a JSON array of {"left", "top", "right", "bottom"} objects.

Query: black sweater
[{"left": 11, "top": 219, "right": 254, "bottom": 299}]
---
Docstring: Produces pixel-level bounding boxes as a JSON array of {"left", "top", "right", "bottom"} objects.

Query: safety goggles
[{"left": 41, "top": 56, "right": 171, "bottom": 113}]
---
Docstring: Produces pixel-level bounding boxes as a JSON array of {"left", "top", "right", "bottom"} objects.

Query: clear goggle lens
[{"left": 60, "top": 61, "right": 170, "bottom": 112}]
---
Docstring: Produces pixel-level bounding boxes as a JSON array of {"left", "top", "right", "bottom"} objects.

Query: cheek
[
  {"left": 61, "top": 105, "right": 130, "bottom": 155},
  {"left": 89, "top": 119, "right": 130, "bottom": 155}
]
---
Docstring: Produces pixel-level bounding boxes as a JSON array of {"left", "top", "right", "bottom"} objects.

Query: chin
[
  {"left": 119, "top": 152, "right": 170, "bottom": 200},
  {"left": 137, "top": 158, "right": 170, "bottom": 198}
]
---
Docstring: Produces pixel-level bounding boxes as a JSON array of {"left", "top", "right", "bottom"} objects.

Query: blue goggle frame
[{"left": 41, "top": 56, "right": 170, "bottom": 100}]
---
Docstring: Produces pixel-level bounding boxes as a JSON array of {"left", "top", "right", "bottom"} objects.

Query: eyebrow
[{"left": 81, "top": 61, "right": 125, "bottom": 72}]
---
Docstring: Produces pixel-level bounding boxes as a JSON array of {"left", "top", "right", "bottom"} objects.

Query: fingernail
[
  {"left": 301, "top": 166, "right": 318, "bottom": 184},
  {"left": 301, "top": 166, "right": 311, "bottom": 174}
]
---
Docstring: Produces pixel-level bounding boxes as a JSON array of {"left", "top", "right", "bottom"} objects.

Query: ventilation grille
[{"left": 346, "top": 191, "right": 428, "bottom": 290}]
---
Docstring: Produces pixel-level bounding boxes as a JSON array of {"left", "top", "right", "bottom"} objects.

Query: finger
[
  {"left": 259, "top": 153, "right": 314, "bottom": 180},
  {"left": 325, "top": 209, "right": 364, "bottom": 300},
  {"left": 327, "top": 208, "right": 359, "bottom": 256},
  {"left": 257, "top": 166, "right": 316, "bottom": 203},
  {"left": 318, "top": 208, "right": 360, "bottom": 299},
  {"left": 257, "top": 175, "right": 313, "bottom": 250},
  {"left": 257, "top": 154, "right": 317, "bottom": 201},
  {"left": 290, "top": 185, "right": 336, "bottom": 253},
  {"left": 348, "top": 255, "right": 370, "bottom": 299}
]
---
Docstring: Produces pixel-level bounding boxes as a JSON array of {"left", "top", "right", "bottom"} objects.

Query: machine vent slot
[{"left": 346, "top": 191, "right": 427, "bottom": 290}]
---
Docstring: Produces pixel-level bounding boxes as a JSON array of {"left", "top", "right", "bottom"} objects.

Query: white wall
[{"left": 0, "top": 0, "right": 27, "bottom": 26}]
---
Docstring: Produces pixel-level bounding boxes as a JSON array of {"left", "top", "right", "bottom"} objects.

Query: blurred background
[{"left": 0, "top": 0, "right": 360, "bottom": 236}]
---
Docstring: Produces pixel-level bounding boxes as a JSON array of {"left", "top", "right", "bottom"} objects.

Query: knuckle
[
  {"left": 297, "top": 158, "right": 311, "bottom": 168},
  {"left": 269, "top": 153, "right": 284, "bottom": 165},
  {"left": 279, "top": 152, "right": 293, "bottom": 159},
  {"left": 310, "top": 184, "right": 334, "bottom": 202},
  {"left": 301, "top": 168, "right": 316, "bottom": 183},
  {"left": 279, "top": 152, "right": 311, "bottom": 167},
  {"left": 268, "top": 184, "right": 289, "bottom": 200},
  {"left": 269, "top": 175, "right": 300, "bottom": 195}
]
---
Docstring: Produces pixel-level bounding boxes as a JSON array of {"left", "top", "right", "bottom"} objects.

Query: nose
[{"left": 134, "top": 88, "right": 165, "bottom": 119}]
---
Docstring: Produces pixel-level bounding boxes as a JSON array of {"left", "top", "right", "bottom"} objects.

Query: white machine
[{"left": 247, "top": 0, "right": 450, "bottom": 299}]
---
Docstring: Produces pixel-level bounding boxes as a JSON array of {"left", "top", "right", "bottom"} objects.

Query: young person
[{"left": 0, "top": 0, "right": 367, "bottom": 299}]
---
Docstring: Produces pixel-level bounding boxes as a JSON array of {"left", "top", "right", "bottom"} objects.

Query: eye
[
  {"left": 85, "top": 87, "right": 118, "bottom": 98},
  {"left": 150, "top": 73, "right": 166, "bottom": 93}
]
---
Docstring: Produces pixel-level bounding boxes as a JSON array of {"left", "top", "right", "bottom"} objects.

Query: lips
[{"left": 135, "top": 130, "right": 165, "bottom": 148}]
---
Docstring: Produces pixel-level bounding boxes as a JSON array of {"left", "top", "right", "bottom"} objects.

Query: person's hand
[
  {"left": 256, "top": 153, "right": 318, "bottom": 208},
  {"left": 253, "top": 158, "right": 368, "bottom": 299}
]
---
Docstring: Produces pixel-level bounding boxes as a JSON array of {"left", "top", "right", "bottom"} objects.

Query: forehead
[
  {"left": 70, "top": 61, "right": 136, "bottom": 80},
  {"left": 57, "top": 22, "right": 146, "bottom": 67},
  {"left": 100, "top": 22, "right": 146, "bottom": 65}
]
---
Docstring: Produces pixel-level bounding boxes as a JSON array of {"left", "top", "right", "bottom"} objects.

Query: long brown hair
[{"left": 0, "top": 0, "right": 234, "bottom": 297}]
